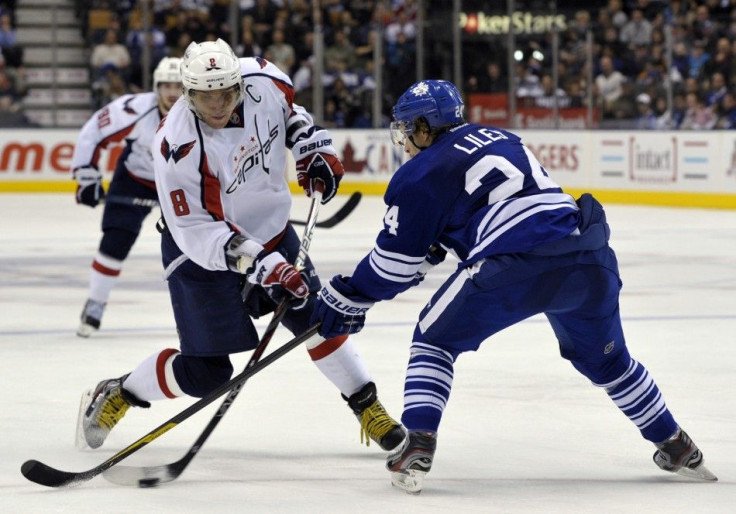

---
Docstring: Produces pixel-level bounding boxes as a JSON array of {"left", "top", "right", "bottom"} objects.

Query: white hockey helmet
[
  {"left": 181, "top": 38, "right": 243, "bottom": 108},
  {"left": 153, "top": 57, "right": 183, "bottom": 90}
]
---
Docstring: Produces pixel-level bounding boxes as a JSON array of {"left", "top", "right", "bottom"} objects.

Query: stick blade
[
  {"left": 103, "top": 463, "right": 179, "bottom": 486},
  {"left": 21, "top": 459, "right": 88, "bottom": 488},
  {"left": 290, "top": 191, "right": 362, "bottom": 228}
]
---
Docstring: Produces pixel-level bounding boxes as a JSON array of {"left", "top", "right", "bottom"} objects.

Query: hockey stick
[
  {"left": 291, "top": 191, "right": 361, "bottom": 229},
  {"left": 20, "top": 324, "right": 323, "bottom": 488},
  {"left": 102, "top": 186, "right": 325, "bottom": 487},
  {"left": 104, "top": 194, "right": 159, "bottom": 208},
  {"left": 104, "top": 191, "right": 359, "bottom": 229}
]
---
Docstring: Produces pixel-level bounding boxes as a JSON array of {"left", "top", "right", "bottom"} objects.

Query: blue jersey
[{"left": 349, "top": 123, "right": 580, "bottom": 301}]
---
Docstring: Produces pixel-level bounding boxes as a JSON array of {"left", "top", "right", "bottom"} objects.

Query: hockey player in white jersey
[
  {"left": 76, "top": 39, "right": 405, "bottom": 454},
  {"left": 311, "top": 80, "right": 717, "bottom": 493},
  {"left": 73, "top": 57, "right": 183, "bottom": 337}
]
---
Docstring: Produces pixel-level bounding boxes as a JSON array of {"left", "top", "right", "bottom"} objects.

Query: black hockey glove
[{"left": 74, "top": 167, "right": 105, "bottom": 208}]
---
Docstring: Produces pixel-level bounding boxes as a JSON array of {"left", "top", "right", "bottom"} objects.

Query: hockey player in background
[
  {"left": 72, "top": 57, "right": 183, "bottom": 337},
  {"left": 311, "top": 80, "right": 717, "bottom": 493},
  {"left": 76, "top": 39, "right": 405, "bottom": 454}
]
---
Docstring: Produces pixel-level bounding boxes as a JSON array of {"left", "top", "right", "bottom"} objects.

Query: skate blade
[
  {"left": 77, "top": 323, "right": 95, "bottom": 338},
  {"left": 676, "top": 463, "right": 718, "bottom": 481},
  {"left": 390, "top": 469, "right": 426, "bottom": 495},
  {"left": 74, "top": 389, "right": 93, "bottom": 450}
]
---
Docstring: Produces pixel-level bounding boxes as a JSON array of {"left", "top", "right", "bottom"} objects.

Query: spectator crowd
[
  {"left": 3, "top": 0, "right": 736, "bottom": 130},
  {"left": 0, "top": 0, "right": 28, "bottom": 126},
  {"left": 78, "top": 0, "right": 405, "bottom": 128},
  {"left": 464, "top": 0, "right": 736, "bottom": 129}
]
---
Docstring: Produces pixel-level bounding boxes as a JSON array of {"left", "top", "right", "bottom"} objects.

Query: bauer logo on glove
[
  {"left": 297, "top": 139, "right": 332, "bottom": 154},
  {"left": 320, "top": 286, "right": 371, "bottom": 315},
  {"left": 310, "top": 276, "right": 374, "bottom": 338},
  {"left": 293, "top": 131, "right": 345, "bottom": 204}
]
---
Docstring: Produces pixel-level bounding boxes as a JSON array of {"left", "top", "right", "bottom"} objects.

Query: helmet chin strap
[{"left": 408, "top": 134, "right": 429, "bottom": 151}]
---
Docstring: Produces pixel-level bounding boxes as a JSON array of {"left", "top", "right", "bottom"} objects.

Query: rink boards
[{"left": 2, "top": 128, "right": 736, "bottom": 208}]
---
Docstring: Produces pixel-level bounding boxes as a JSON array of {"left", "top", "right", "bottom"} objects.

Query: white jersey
[
  {"left": 71, "top": 92, "right": 162, "bottom": 182},
  {"left": 153, "top": 57, "right": 336, "bottom": 271}
]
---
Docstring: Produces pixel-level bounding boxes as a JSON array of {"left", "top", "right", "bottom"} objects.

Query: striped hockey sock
[
  {"left": 596, "top": 358, "right": 677, "bottom": 442},
  {"left": 401, "top": 342, "right": 455, "bottom": 432},
  {"left": 88, "top": 251, "right": 123, "bottom": 302}
]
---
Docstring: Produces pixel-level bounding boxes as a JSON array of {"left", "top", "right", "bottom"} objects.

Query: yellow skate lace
[
  {"left": 96, "top": 390, "right": 131, "bottom": 430},
  {"left": 360, "top": 400, "right": 398, "bottom": 447}
]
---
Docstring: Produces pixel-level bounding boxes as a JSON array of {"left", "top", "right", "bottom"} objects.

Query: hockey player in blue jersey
[{"left": 311, "top": 79, "right": 717, "bottom": 493}]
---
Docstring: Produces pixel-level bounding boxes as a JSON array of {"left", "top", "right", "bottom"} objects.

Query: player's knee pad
[
  {"left": 99, "top": 227, "right": 139, "bottom": 261},
  {"left": 172, "top": 354, "right": 233, "bottom": 398}
]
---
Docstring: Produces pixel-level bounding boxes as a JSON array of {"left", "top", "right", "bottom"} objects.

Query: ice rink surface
[{"left": 1, "top": 193, "right": 735, "bottom": 513}]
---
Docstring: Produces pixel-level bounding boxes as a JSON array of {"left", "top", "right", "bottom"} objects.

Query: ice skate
[
  {"left": 386, "top": 430, "right": 437, "bottom": 494},
  {"left": 344, "top": 382, "right": 406, "bottom": 451},
  {"left": 75, "top": 375, "right": 149, "bottom": 450},
  {"left": 77, "top": 299, "right": 106, "bottom": 337},
  {"left": 653, "top": 428, "right": 717, "bottom": 481}
]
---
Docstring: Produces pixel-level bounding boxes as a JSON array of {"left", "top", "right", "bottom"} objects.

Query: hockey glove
[
  {"left": 247, "top": 252, "right": 309, "bottom": 309},
  {"left": 412, "top": 245, "right": 448, "bottom": 285},
  {"left": 311, "top": 275, "right": 374, "bottom": 339},
  {"left": 74, "top": 167, "right": 105, "bottom": 208},
  {"left": 225, "top": 235, "right": 265, "bottom": 273},
  {"left": 295, "top": 152, "right": 344, "bottom": 204}
]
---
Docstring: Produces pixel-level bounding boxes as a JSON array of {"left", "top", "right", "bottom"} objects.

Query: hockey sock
[
  {"left": 307, "top": 335, "right": 372, "bottom": 397},
  {"left": 88, "top": 251, "right": 122, "bottom": 302},
  {"left": 596, "top": 357, "right": 678, "bottom": 442},
  {"left": 123, "top": 349, "right": 185, "bottom": 401},
  {"left": 400, "top": 342, "right": 454, "bottom": 432}
]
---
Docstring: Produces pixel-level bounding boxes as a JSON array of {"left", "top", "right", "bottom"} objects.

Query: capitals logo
[
  {"left": 122, "top": 97, "right": 138, "bottom": 114},
  {"left": 160, "top": 137, "right": 196, "bottom": 163}
]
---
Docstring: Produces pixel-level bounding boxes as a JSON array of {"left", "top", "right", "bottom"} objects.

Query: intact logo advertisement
[
  {"left": 593, "top": 133, "right": 713, "bottom": 189},
  {"left": 628, "top": 136, "right": 677, "bottom": 182}
]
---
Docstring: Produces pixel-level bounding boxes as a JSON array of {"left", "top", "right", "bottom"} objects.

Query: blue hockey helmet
[{"left": 390, "top": 80, "right": 464, "bottom": 146}]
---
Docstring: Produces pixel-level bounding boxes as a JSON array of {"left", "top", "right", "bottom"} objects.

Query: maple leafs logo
[
  {"left": 160, "top": 137, "right": 196, "bottom": 163},
  {"left": 410, "top": 82, "right": 430, "bottom": 96}
]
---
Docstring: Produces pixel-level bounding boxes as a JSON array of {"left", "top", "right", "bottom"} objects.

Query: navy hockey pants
[
  {"left": 161, "top": 223, "right": 321, "bottom": 357},
  {"left": 413, "top": 245, "right": 631, "bottom": 385},
  {"left": 99, "top": 166, "right": 156, "bottom": 260}
]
